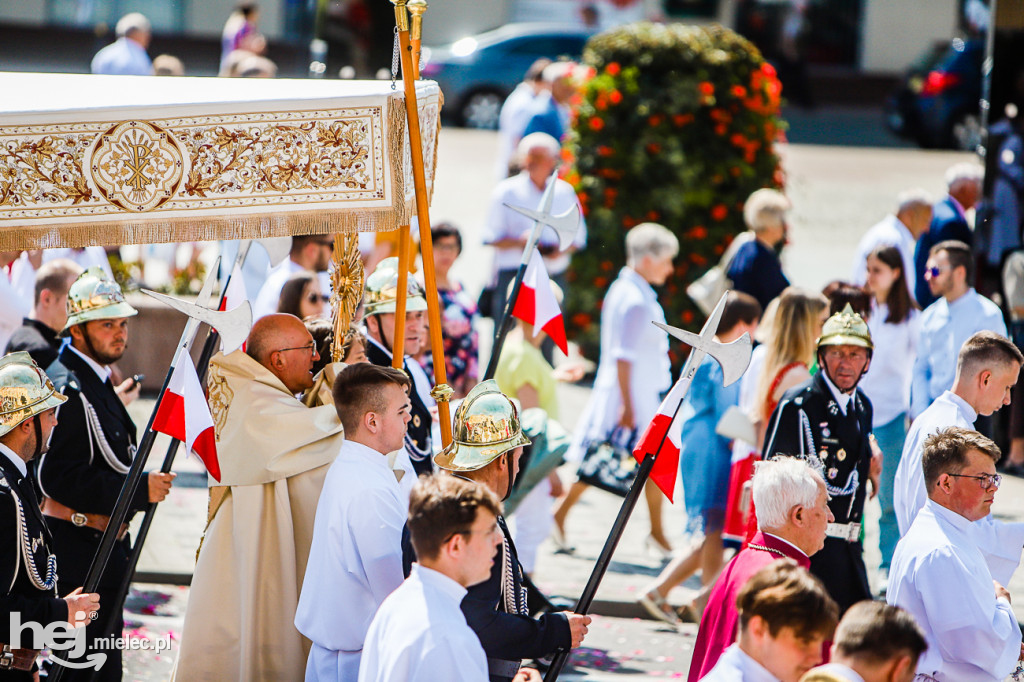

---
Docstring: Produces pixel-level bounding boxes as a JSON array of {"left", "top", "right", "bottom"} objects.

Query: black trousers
[{"left": 809, "top": 537, "right": 871, "bottom": 615}]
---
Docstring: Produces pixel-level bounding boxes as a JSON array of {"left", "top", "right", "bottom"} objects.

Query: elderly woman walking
[
  {"left": 727, "top": 188, "right": 792, "bottom": 310},
  {"left": 554, "top": 222, "right": 678, "bottom": 555}
]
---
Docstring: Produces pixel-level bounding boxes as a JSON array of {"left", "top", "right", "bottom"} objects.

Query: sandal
[{"left": 638, "top": 590, "right": 680, "bottom": 625}]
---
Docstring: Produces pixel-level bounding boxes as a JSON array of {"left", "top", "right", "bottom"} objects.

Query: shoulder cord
[
  {"left": 404, "top": 430, "right": 432, "bottom": 462},
  {"left": 798, "top": 409, "right": 816, "bottom": 457},
  {"left": 80, "top": 393, "right": 130, "bottom": 475},
  {"left": 499, "top": 518, "right": 527, "bottom": 616},
  {"left": 8, "top": 483, "right": 57, "bottom": 593}
]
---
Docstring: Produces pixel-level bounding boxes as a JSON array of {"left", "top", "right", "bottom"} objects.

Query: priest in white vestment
[
  {"left": 359, "top": 475, "right": 503, "bottom": 682},
  {"left": 888, "top": 426, "right": 1022, "bottom": 681},
  {"left": 893, "top": 331, "right": 1024, "bottom": 584},
  {"left": 295, "top": 363, "right": 414, "bottom": 682},
  {"left": 174, "top": 315, "right": 345, "bottom": 682}
]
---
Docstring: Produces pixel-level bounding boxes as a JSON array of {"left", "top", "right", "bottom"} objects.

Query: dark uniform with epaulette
[
  {"left": 363, "top": 257, "right": 435, "bottom": 477},
  {"left": 431, "top": 381, "right": 572, "bottom": 682},
  {"left": 762, "top": 305, "right": 875, "bottom": 614},
  {"left": 0, "top": 353, "right": 70, "bottom": 680},
  {"left": 37, "top": 268, "right": 145, "bottom": 682}
]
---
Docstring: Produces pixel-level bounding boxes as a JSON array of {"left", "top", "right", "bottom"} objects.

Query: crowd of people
[{"left": 5, "top": 21, "right": 1024, "bottom": 682}]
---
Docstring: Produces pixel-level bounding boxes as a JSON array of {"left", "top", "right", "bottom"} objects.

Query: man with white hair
[
  {"left": 522, "top": 61, "right": 576, "bottom": 142},
  {"left": 851, "top": 189, "right": 933, "bottom": 300},
  {"left": 482, "top": 131, "right": 586, "bottom": 328},
  {"left": 688, "top": 456, "right": 834, "bottom": 681},
  {"left": 91, "top": 12, "right": 153, "bottom": 76},
  {"left": 726, "top": 188, "right": 792, "bottom": 309},
  {"left": 914, "top": 163, "right": 983, "bottom": 306}
]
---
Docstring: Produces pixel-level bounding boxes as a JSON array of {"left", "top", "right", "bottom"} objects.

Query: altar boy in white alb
[
  {"left": 887, "top": 427, "right": 1022, "bottom": 682},
  {"left": 295, "top": 364, "right": 414, "bottom": 681},
  {"left": 359, "top": 474, "right": 503, "bottom": 682}
]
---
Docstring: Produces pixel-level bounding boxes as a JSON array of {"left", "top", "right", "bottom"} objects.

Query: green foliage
[{"left": 563, "top": 22, "right": 784, "bottom": 366}]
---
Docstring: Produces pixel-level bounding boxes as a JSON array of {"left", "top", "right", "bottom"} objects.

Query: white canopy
[{"left": 0, "top": 72, "right": 441, "bottom": 249}]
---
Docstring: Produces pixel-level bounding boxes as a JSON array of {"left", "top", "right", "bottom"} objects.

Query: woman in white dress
[{"left": 553, "top": 223, "right": 678, "bottom": 554}]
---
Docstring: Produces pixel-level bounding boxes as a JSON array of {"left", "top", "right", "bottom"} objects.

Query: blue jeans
[{"left": 876, "top": 412, "right": 908, "bottom": 570}]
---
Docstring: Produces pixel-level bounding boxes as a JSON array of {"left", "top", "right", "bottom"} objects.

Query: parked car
[
  {"left": 884, "top": 37, "right": 984, "bottom": 150},
  {"left": 421, "top": 23, "right": 591, "bottom": 129}
]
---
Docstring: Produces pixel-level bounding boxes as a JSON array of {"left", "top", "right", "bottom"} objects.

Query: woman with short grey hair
[
  {"left": 553, "top": 222, "right": 678, "bottom": 556},
  {"left": 727, "top": 188, "right": 792, "bottom": 309}
]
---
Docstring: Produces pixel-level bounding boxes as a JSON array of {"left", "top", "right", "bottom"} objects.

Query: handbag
[
  {"left": 575, "top": 427, "right": 638, "bottom": 497},
  {"left": 505, "top": 407, "right": 572, "bottom": 514},
  {"left": 686, "top": 231, "right": 754, "bottom": 315}
]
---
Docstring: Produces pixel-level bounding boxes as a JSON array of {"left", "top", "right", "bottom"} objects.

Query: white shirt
[
  {"left": 851, "top": 213, "right": 917, "bottom": 298},
  {"left": 91, "top": 37, "right": 152, "bottom": 76},
  {"left": 0, "top": 270, "right": 30, "bottom": 355},
  {"left": 494, "top": 83, "right": 538, "bottom": 180},
  {"left": 701, "top": 644, "right": 780, "bottom": 682},
  {"left": 358, "top": 564, "right": 487, "bottom": 682},
  {"left": 567, "top": 268, "right": 671, "bottom": 460},
  {"left": 0, "top": 443, "right": 27, "bottom": 478},
  {"left": 887, "top": 500, "right": 1021, "bottom": 682},
  {"left": 805, "top": 664, "right": 864, "bottom": 682},
  {"left": 821, "top": 371, "right": 852, "bottom": 416},
  {"left": 67, "top": 345, "right": 112, "bottom": 383},
  {"left": 859, "top": 302, "right": 919, "bottom": 426},
  {"left": 893, "top": 390, "right": 1024, "bottom": 584},
  {"left": 482, "top": 173, "right": 586, "bottom": 275},
  {"left": 295, "top": 439, "right": 406, "bottom": 680},
  {"left": 910, "top": 289, "right": 1006, "bottom": 418}
]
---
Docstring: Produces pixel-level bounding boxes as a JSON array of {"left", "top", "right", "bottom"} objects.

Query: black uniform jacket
[
  {"left": 38, "top": 347, "right": 148, "bottom": 589},
  {"left": 0, "top": 454, "right": 66, "bottom": 652},
  {"left": 365, "top": 336, "right": 434, "bottom": 478},
  {"left": 762, "top": 371, "right": 874, "bottom": 612},
  {"left": 5, "top": 319, "right": 61, "bottom": 371}
]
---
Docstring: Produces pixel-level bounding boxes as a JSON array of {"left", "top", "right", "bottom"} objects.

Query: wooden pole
[
  {"left": 392, "top": 227, "right": 411, "bottom": 369},
  {"left": 391, "top": 0, "right": 453, "bottom": 445}
]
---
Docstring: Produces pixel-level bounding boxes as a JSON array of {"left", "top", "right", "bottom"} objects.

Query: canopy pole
[
  {"left": 391, "top": 0, "right": 453, "bottom": 445},
  {"left": 392, "top": 228, "right": 411, "bottom": 368}
]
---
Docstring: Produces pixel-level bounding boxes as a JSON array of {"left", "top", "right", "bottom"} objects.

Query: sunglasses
[
  {"left": 924, "top": 265, "right": 949, "bottom": 279},
  {"left": 307, "top": 292, "right": 329, "bottom": 304}
]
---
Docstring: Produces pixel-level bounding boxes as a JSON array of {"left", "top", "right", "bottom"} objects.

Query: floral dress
[{"left": 424, "top": 282, "right": 479, "bottom": 397}]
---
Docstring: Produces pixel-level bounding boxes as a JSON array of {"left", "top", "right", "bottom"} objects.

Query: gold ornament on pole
[
  {"left": 330, "top": 233, "right": 365, "bottom": 363},
  {"left": 389, "top": 0, "right": 454, "bottom": 447}
]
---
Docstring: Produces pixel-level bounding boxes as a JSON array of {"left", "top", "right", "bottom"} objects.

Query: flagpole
[
  {"left": 482, "top": 171, "right": 560, "bottom": 381},
  {"left": 542, "top": 380, "right": 690, "bottom": 682},
  {"left": 95, "top": 253, "right": 249, "bottom": 678},
  {"left": 47, "top": 316, "right": 207, "bottom": 682},
  {"left": 391, "top": 0, "right": 453, "bottom": 445}
]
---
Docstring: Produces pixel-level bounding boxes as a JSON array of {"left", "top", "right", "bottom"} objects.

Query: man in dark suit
[
  {"left": 0, "top": 353, "right": 98, "bottom": 681},
  {"left": 429, "top": 381, "right": 590, "bottom": 682},
  {"left": 37, "top": 268, "right": 174, "bottom": 681},
  {"left": 5, "top": 259, "right": 82, "bottom": 368},
  {"left": 362, "top": 257, "right": 435, "bottom": 479},
  {"left": 914, "top": 163, "right": 983, "bottom": 306},
  {"left": 763, "top": 305, "right": 879, "bottom": 614}
]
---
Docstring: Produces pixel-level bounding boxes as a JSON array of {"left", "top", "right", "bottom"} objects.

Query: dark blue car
[
  {"left": 421, "top": 23, "right": 592, "bottom": 129},
  {"left": 885, "top": 37, "right": 984, "bottom": 150}
]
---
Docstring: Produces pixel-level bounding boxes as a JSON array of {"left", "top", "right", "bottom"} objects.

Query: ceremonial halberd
[{"left": 0, "top": 72, "right": 441, "bottom": 249}]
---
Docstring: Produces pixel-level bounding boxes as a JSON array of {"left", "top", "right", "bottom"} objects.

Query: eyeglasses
[
  {"left": 924, "top": 265, "right": 949, "bottom": 279},
  {"left": 946, "top": 472, "right": 1002, "bottom": 490},
  {"left": 272, "top": 342, "right": 317, "bottom": 356}
]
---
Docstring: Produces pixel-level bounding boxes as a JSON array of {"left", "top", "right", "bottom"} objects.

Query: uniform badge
[
  {"left": 828, "top": 467, "right": 838, "bottom": 480},
  {"left": 819, "top": 449, "right": 828, "bottom": 461},
  {"left": 413, "top": 415, "right": 421, "bottom": 427},
  {"left": 821, "top": 427, "right": 831, "bottom": 438},
  {"left": 837, "top": 448, "right": 847, "bottom": 462},
  {"left": 828, "top": 401, "right": 839, "bottom": 415},
  {"left": 32, "top": 534, "right": 44, "bottom": 554}
]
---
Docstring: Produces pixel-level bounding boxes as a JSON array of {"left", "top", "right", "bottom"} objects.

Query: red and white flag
[
  {"left": 632, "top": 375, "right": 687, "bottom": 502},
  {"left": 153, "top": 356, "right": 221, "bottom": 482},
  {"left": 219, "top": 262, "right": 247, "bottom": 313},
  {"left": 511, "top": 251, "right": 568, "bottom": 354}
]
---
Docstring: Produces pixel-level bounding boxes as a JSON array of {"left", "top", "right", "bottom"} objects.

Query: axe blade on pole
[
  {"left": 504, "top": 203, "right": 582, "bottom": 252},
  {"left": 255, "top": 236, "right": 291, "bottom": 267},
  {"left": 143, "top": 290, "right": 253, "bottom": 355},
  {"left": 652, "top": 321, "right": 752, "bottom": 387}
]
